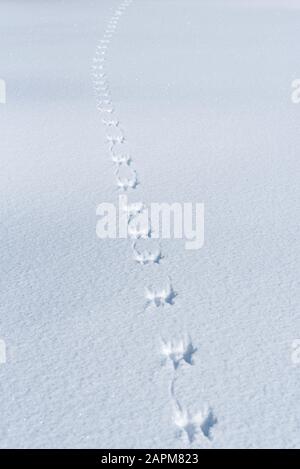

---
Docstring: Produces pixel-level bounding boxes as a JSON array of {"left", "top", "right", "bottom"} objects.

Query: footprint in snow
[
  {"left": 92, "top": 70, "right": 106, "bottom": 79},
  {"left": 94, "top": 78, "right": 107, "bottom": 87},
  {"left": 121, "top": 202, "right": 145, "bottom": 220},
  {"left": 144, "top": 277, "right": 176, "bottom": 308},
  {"left": 97, "top": 90, "right": 110, "bottom": 99},
  {"left": 115, "top": 169, "right": 138, "bottom": 191},
  {"left": 97, "top": 104, "right": 114, "bottom": 113},
  {"left": 161, "top": 335, "right": 196, "bottom": 369},
  {"left": 106, "top": 129, "right": 125, "bottom": 145},
  {"left": 111, "top": 153, "right": 131, "bottom": 165},
  {"left": 92, "top": 63, "right": 104, "bottom": 72},
  {"left": 97, "top": 43, "right": 108, "bottom": 50},
  {"left": 128, "top": 218, "right": 151, "bottom": 239},
  {"left": 132, "top": 241, "right": 162, "bottom": 265},
  {"left": 173, "top": 400, "right": 217, "bottom": 443},
  {"left": 103, "top": 118, "right": 119, "bottom": 128}
]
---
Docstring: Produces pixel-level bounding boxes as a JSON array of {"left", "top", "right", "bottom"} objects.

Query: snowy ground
[{"left": 0, "top": 0, "right": 300, "bottom": 449}]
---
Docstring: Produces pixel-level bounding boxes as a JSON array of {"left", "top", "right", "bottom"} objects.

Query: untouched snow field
[{"left": 0, "top": 0, "right": 300, "bottom": 449}]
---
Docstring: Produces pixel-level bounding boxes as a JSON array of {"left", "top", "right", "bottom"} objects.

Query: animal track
[
  {"left": 168, "top": 360, "right": 217, "bottom": 444},
  {"left": 145, "top": 277, "right": 176, "bottom": 308},
  {"left": 161, "top": 336, "right": 196, "bottom": 369},
  {"left": 93, "top": 0, "right": 138, "bottom": 196},
  {"left": 97, "top": 104, "right": 114, "bottom": 113},
  {"left": 116, "top": 168, "right": 138, "bottom": 191},
  {"left": 128, "top": 218, "right": 151, "bottom": 239},
  {"left": 173, "top": 400, "right": 217, "bottom": 443},
  {"left": 92, "top": 0, "right": 213, "bottom": 447},
  {"left": 121, "top": 200, "right": 145, "bottom": 217},
  {"left": 110, "top": 141, "right": 132, "bottom": 166},
  {"left": 107, "top": 135, "right": 125, "bottom": 145},
  {"left": 132, "top": 241, "right": 162, "bottom": 265},
  {"left": 111, "top": 153, "right": 131, "bottom": 165},
  {"left": 103, "top": 118, "right": 120, "bottom": 128}
]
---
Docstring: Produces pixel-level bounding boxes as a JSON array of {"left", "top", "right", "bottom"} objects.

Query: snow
[{"left": 0, "top": 0, "right": 300, "bottom": 448}]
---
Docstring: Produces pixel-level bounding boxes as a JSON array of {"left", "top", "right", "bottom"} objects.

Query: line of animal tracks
[{"left": 92, "top": 0, "right": 217, "bottom": 446}]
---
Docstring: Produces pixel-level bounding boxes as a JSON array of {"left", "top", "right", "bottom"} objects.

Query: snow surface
[{"left": 0, "top": 0, "right": 300, "bottom": 448}]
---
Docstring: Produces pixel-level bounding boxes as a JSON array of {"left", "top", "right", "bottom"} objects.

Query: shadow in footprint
[
  {"left": 173, "top": 403, "right": 217, "bottom": 443},
  {"left": 145, "top": 277, "right": 177, "bottom": 308},
  {"left": 115, "top": 168, "right": 138, "bottom": 191},
  {"left": 132, "top": 242, "right": 162, "bottom": 265},
  {"left": 161, "top": 336, "right": 196, "bottom": 369},
  {"left": 201, "top": 409, "right": 218, "bottom": 440}
]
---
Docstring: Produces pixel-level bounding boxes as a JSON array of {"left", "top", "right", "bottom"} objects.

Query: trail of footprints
[
  {"left": 92, "top": 0, "right": 217, "bottom": 445},
  {"left": 164, "top": 338, "right": 217, "bottom": 444}
]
